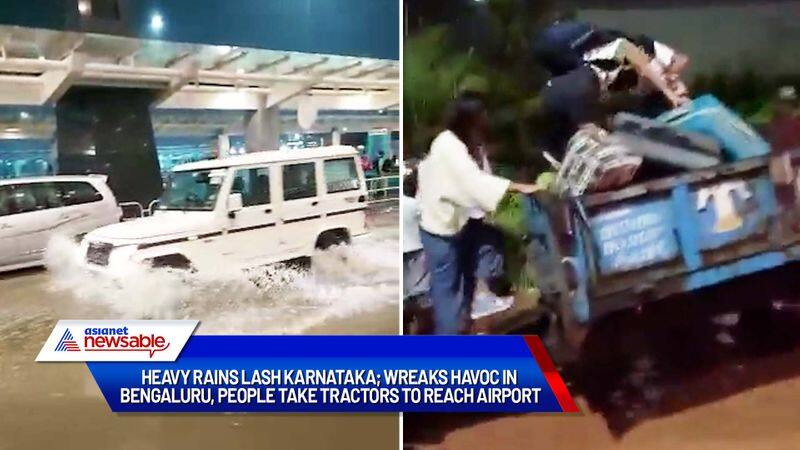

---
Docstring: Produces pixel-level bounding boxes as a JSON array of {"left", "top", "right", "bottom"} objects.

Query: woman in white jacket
[{"left": 416, "top": 94, "right": 540, "bottom": 334}]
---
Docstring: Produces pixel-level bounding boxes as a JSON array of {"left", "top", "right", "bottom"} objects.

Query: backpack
[{"left": 532, "top": 21, "right": 595, "bottom": 76}]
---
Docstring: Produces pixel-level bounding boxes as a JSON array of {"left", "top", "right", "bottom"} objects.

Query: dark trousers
[
  {"left": 420, "top": 219, "right": 505, "bottom": 334},
  {"left": 465, "top": 218, "right": 505, "bottom": 285}
]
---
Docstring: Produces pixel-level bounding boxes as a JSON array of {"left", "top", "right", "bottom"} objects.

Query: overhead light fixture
[
  {"left": 150, "top": 13, "right": 165, "bottom": 32},
  {"left": 78, "top": 0, "right": 91, "bottom": 15},
  {"left": 3, "top": 127, "right": 22, "bottom": 138},
  {"left": 19, "top": 111, "right": 30, "bottom": 120}
]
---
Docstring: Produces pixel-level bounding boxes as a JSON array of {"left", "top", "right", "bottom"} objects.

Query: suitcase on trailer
[
  {"left": 657, "top": 95, "right": 770, "bottom": 161},
  {"left": 613, "top": 112, "right": 722, "bottom": 158},
  {"left": 557, "top": 124, "right": 643, "bottom": 196},
  {"left": 606, "top": 132, "right": 721, "bottom": 170}
]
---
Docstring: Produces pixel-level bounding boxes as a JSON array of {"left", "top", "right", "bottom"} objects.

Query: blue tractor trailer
[{"left": 524, "top": 96, "right": 797, "bottom": 354}]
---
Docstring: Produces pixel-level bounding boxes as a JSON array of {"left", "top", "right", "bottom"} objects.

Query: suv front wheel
[{"left": 315, "top": 229, "right": 350, "bottom": 250}]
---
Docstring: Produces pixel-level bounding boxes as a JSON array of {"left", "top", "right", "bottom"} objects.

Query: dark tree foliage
[
  {"left": 692, "top": 70, "right": 800, "bottom": 126},
  {"left": 404, "top": 0, "right": 567, "bottom": 176}
]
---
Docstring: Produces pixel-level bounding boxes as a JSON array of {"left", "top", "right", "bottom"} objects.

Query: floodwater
[
  {"left": 0, "top": 208, "right": 399, "bottom": 450},
  {"left": 405, "top": 263, "right": 800, "bottom": 450}
]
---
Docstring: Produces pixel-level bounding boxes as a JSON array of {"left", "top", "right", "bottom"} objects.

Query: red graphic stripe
[{"left": 522, "top": 335, "right": 580, "bottom": 413}]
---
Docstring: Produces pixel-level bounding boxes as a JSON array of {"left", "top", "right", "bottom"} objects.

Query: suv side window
[
  {"left": 0, "top": 186, "right": 12, "bottom": 216},
  {"left": 32, "top": 183, "right": 63, "bottom": 209},
  {"left": 57, "top": 182, "right": 102, "bottom": 206},
  {"left": 0, "top": 182, "right": 79, "bottom": 216},
  {"left": 231, "top": 167, "right": 271, "bottom": 207},
  {"left": 2, "top": 183, "right": 62, "bottom": 215},
  {"left": 282, "top": 163, "right": 317, "bottom": 201},
  {"left": 324, "top": 158, "right": 360, "bottom": 193}
]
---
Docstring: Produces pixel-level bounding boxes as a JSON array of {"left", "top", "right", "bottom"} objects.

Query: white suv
[
  {"left": 81, "top": 146, "right": 368, "bottom": 273},
  {"left": 0, "top": 175, "right": 122, "bottom": 272}
]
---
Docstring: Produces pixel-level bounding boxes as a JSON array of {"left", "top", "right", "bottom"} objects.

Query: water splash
[{"left": 44, "top": 232, "right": 399, "bottom": 334}]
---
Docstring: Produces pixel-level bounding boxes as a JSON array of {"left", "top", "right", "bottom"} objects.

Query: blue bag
[
  {"left": 657, "top": 95, "right": 770, "bottom": 161},
  {"left": 532, "top": 21, "right": 595, "bottom": 76}
]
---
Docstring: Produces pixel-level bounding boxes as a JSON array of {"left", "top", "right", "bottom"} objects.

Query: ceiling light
[
  {"left": 78, "top": 0, "right": 91, "bottom": 15},
  {"left": 19, "top": 112, "right": 30, "bottom": 120},
  {"left": 150, "top": 13, "right": 165, "bottom": 32}
]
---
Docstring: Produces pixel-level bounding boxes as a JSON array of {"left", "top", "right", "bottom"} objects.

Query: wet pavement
[
  {"left": 0, "top": 207, "right": 399, "bottom": 450},
  {"left": 405, "top": 262, "right": 800, "bottom": 449}
]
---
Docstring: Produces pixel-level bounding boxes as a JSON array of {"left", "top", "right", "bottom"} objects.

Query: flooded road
[
  {"left": 0, "top": 207, "right": 399, "bottom": 450},
  {"left": 406, "top": 263, "right": 800, "bottom": 449}
]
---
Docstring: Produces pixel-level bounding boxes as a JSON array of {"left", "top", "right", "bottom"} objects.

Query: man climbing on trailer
[
  {"left": 534, "top": 20, "right": 695, "bottom": 193},
  {"left": 532, "top": 19, "right": 690, "bottom": 110}
]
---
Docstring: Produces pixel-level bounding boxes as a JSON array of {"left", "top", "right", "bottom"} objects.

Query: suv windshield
[{"left": 158, "top": 169, "right": 225, "bottom": 211}]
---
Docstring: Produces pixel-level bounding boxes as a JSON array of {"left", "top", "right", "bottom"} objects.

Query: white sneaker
[{"left": 471, "top": 292, "right": 515, "bottom": 320}]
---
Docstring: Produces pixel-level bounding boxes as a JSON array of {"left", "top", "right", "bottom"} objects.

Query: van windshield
[{"left": 158, "top": 169, "right": 224, "bottom": 211}]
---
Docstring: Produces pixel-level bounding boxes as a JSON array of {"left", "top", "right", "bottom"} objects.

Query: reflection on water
[
  {"left": 0, "top": 219, "right": 399, "bottom": 450},
  {"left": 570, "top": 262, "right": 800, "bottom": 436},
  {"left": 405, "top": 263, "right": 800, "bottom": 446}
]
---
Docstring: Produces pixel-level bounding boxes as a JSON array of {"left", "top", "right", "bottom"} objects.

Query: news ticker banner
[{"left": 37, "top": 320, "right": 579, "bottom": 414}]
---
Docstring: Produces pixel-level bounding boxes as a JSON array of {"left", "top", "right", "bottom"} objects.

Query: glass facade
[
  {"left": 0, "top": 129, "right": 397, "bottom": 181},
  {"left": 0, "top": 139, "right": 55, "bottom": 179},
  {"left": 155, "top": 137, "right": 215, "bottom": 176}
]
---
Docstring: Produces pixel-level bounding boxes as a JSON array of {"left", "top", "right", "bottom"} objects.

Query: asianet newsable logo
[
  {"left": 80, "top": 326, "right": 170, "bottom": 358},
  {"left": 55, "top": 328, "right": 80, "bottom": 352},
  {"left": 37, "top": 320, "right": 197, "bottom": 362}
]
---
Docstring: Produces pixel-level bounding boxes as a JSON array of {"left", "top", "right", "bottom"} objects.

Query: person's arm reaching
[
  {"left": 670, "top": 53, "right": 690, "bottom": 75},
  {"left": 585, "top": 38, "right": 686, "bottom": 108},
  {"left": 509, "top": 182, "right": 541, "bottom": 195},
  {"left": 440, "top": 137, "right": 540, "bottom": 212},
  {"left": 614, "top": 39, "right": 687, "bottom": 108}
]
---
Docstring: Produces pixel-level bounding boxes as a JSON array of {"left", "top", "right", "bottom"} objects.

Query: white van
[
  {"left": 81, "top": 146, "right": 368, "bottom": 273},
  {"left": 0, "top": 175, "right": 122, "bottom": 272}
]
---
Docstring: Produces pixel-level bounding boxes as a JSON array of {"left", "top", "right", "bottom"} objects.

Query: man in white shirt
[{"left": 416, "top": 94, "right": 540, "bottom": 334}]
